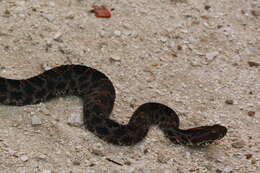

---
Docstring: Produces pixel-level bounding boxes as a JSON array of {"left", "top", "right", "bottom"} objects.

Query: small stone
[
  {"left": 177, "top": 45, "right": 182, "bottom": 50},
  {"left": 100, "top": 30, "right": 106, "bottom": 37},
  {"left": 65, "top": 13, "right": 74, "bottom": 20},
  {"left": 49, "top": 2, "right": 56, "bottom": 6},
  {"left": 41, "top": 63, "right": 52, "bottom": 71},
  {"left": 91, "top": 143, "right": 104, "bottom": 156},
  {"left": 251, "top": 10, "right": 260, "bottom": 17},
  {"left": 248, "top": 61, "right": 259, "bottom": 67},
  {"left": 160, "top": 36, "right": 168, "bottom": 43},
  {"left": 36, "top": 153, "right": 47, "bottom": 160},
  {"left": 91, "top": 148, "right": 104, "bottom": 156},
  {"left": 131, "top": 168, "right": 145, "bottom": 173},
  {"left": 124, "top": 160, "right": 131, "bottom": 165},
  {"left": 110, "top": 169, "right": 120, "bottom": 173},
  {"left": 251, "top": 159, "right": 256, "bottom": 164},
  {"left": 131, "top": 31, "right": 138, "bottom": 38},
  {"left": 73, "top": 160, "right": 81, "bottom": 165},
  {"left": 41, "top": 170, "right": 52, "bottom": 173},
  {"left": 215, "top": 169, "right": 222, "bottom": 173},
  {"left": 110, "top": 55, "right": 121, "bottom": 61},
  {"left": 225, "top": 99, "right": 234, "bottom": 105},
  {"left": 247, "top": 111, "right": 255, "bottom": 117},
  {"left": 223, "top": 167, "right": 233, "bottom": 173},
  {"left": 245, "top": 153, "right": 253, "bottom": 159},
  {"left": 58, "top": 45, "right": 71, "bottom": 55},
  {"left": 204, "top": 5, "right": 211, "bottom": 10},
  {"left": 20, "top": 155, "right": 29, "bottom": 162},
  {"left": 53, "top": 31, "right": 63, "bottom": 42},
  {"left": 241, "top": 48, "right": 260, "bottom": 56},
  {"left": 185, "top": 151, "right": 191, "bottom": 159},
  {"left": 114, "top": 30, "right": 121, "bottom": 37},
  {"left": 206, "top": 51, "right": 219, "bottom": 61},
  {"left": 67, "top": 113, "right": 83, "bottom": 127},
  {"left": 45, "top": 39, "right": 53, "bottom": 50},
  {"left": 157, "top": 153, "right": 168, "bottom": 164},
  {"left": 168, "top": 41, "right": 175, "bottom": 48},
  {"left": 38, "top": 104, "right": 51, "bottom": 116},
  {"left": 231, "top": 140, "right": 246, "bottom": 148},
  {"left": 44, "top": 14, "right": 55, "bottom": 22},
  {"left": 123, "top": 30, "right": 132, "bottom": 36},
  {"left": 31, "top": 116, "right": 42, "bottom": 126},
  {"left": 128, "top": 98, "right": 137, "bottom": 108}
]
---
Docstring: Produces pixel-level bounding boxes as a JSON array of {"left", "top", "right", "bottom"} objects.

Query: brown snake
[{"left": 0, "top": 65, "right": 227, "bottom": 146}]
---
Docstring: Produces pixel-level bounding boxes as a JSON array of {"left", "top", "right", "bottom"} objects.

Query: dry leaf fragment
[{"left": 90, "top": 5, "right": 111, "bottom": 18}]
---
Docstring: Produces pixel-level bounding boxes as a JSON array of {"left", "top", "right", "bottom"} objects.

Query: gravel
[{"left": 0, "top": 0, "right": 259, "bottom": 173}]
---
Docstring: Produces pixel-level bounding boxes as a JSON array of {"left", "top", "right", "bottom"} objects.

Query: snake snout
[{"left": 211, "top": 124, "right": 227, "bottom": 139}]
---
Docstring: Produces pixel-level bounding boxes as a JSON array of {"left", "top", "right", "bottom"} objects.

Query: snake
[{"left": 0, "top": 65, "right": 227, "bottom": 146}]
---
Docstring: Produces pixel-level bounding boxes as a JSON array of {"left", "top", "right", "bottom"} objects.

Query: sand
[{"left": 0, "top": 0, "right": 259, "bottom": 173}]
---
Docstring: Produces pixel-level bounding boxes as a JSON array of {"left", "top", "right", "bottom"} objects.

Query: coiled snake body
[{"left": 0, "top": 65, "right": 227, "bottom": 146}]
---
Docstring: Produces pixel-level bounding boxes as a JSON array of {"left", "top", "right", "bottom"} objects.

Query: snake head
[{"left": 184, "top": 124, "right": 228, "bottom": 146}]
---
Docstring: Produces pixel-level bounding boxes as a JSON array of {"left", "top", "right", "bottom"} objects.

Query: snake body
[{"left": 0, "top": 65, "right": 227, "bottom": 146}]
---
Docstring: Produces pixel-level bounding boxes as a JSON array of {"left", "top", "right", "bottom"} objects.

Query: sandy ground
[{"left": 0, "top": 0, "right": 259, "bottom": 173}]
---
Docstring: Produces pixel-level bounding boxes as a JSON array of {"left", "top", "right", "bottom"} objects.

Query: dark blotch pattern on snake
[{"left": 0, "top": 65, "right": 227, "bottom": 146}]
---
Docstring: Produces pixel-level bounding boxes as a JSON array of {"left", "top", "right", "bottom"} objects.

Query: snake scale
[{"left": 0, "top": 65, "right": 227, "bottom": 146}]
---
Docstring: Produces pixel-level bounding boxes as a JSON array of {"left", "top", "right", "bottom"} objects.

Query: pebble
[
  {"left": 225, "top": 99, "right": 234, "bottom": 105},
  {"left": 3, "top": 9, "right": 11, "bottom": 17},
  {"left": 241, "top": 48, "right": 260, "bottom": 56},
  {"left": 58, "top": 45, "right": 72, "bottom": 55},
  {"left": 1, "top": 1, "right": 258, "bottom": 173},
  {"left": 248, "top": 61, "right": 259, "bottom": 67},
  {"left": 110, "top": 55, "right": 121, "bottom": 61},
  {"left": 189, "top": 57, "right": 202, "bottom": 67},
  {"left": 91, "top": 143, "right": 104, "bottom": 156},
  {"left": 31, "top": 116, "right": 42, "bottom": 126},
  {"left": 38, "top": 104, "right": 51, "bottom": 116},
  {"left": 73, "top": 160, "right": 81, "bottom": 165},
  {"left": 131, "top": 168, "right": 145, "bottom": 173},
  {"left": 231, "top": 140, "right": 246, "bottom": 148},
  {"left": 43, "top": 14, "right": 55, "bottom": 22},
  {"left": 206, "top": 51, "right": 219, "bottom": 61},
  {"left": 36, "top": 153, "right": 47, "bottom": 160},
  {"left": 251, "top": 10, "right": 260, "bottom": 17},
  {"left": 128, "top": 97, "right": 137, "bottom": 108},
  {"left": 245, "top": 153, "right": 253, "bottom": 159},
  {"left": 124, "top": 30, "right": 132, "bottom": 36},
  {"left": 247, "top": 111, "right": 255, "bottom": 117},
  {"left": 114, "top": 30, "right": 121, "bottom": 37},
  {"left": 48, "top": 2, "right": 56, "bottom": 7},
  {"left": 41, "top": 170, "right": 52, "bottom": 173},
  {"left": 45, "top": 39, "right": 52, "bottom": 50},
  {"left": 67, "top": 113, "right": 83, "bottom": 127},
  {"left": 168, "top": 40, "right": 175, "bottom": 48},
  {"left": 41, "top": 63, "right": 52, "bottom": 71},
  {"left": 160, "top": 36, "right": 168, "bottom": 43},
  {"left": 110, "top": 169, "right": 121, "bottom": 173},
  {"left": 223, "top": 167, "right": 233, "bottom": 173},
  {"left": 99, "top": 30, "right": 106, "bottom": 37},
  {"left": 204, "top": 5, "right": 211, "bottom": 10},
  {"left": 157, "top": 153, "right": 168, "bottom": 164},
  {"left": 251, "top": 159, "right": 257, "bottom": 164},
  {"left": 20, "top": 155, "right": 29, "bottom": 162},
  {"left": 215, "top": 168, "right": 222, "bottom": 173},
  {"left": 124, "top": 160, "right": 132, "bottom": 165},
  {"left": 65, "top": 13, "right": 74, "bottom": 20},
  {"left": 53, "top": 31, "right": 63, "bottom": 42}
]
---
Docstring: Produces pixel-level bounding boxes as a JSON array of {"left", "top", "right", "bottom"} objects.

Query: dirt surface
[{"left": 0, "top": 0, "right": 259, "bottom": 173}]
